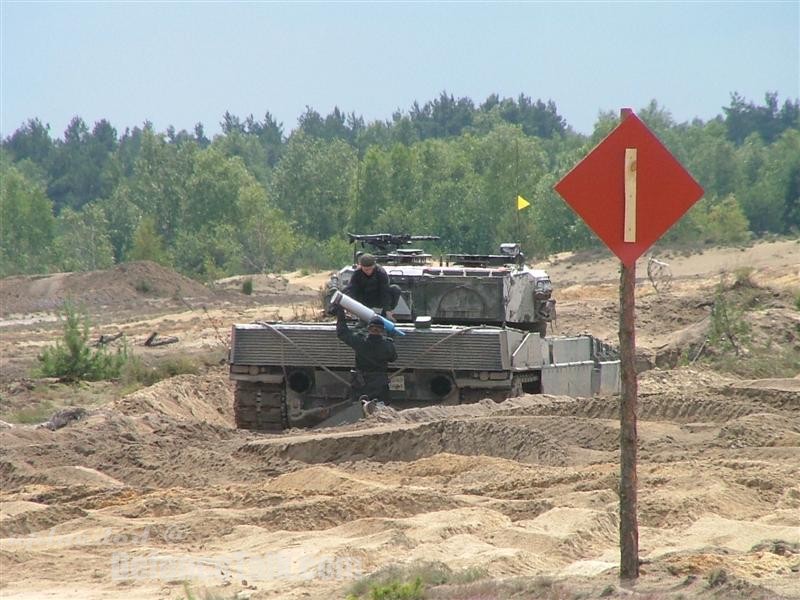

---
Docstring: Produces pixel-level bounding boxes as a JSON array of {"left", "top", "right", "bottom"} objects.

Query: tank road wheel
[{"left": 234, "top": 381, "right": 287, "bottom": 432}]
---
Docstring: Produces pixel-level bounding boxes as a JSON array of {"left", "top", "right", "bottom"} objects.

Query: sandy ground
[{"left": 0, "top": 240, "right": 799, "bottom": 600}]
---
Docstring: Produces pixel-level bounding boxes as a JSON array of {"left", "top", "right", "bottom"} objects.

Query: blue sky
[{"left": 2, "top": 1, "right": 798, "bottom": 139}]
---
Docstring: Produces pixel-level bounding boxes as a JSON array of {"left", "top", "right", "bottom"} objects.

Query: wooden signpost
[{"left": 554, "top": 109, "right": 704, "bottom": 580}]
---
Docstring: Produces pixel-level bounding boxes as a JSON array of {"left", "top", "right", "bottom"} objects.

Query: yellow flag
[{"left": 517, "top": 195, "right": 530, "bottom": 210}]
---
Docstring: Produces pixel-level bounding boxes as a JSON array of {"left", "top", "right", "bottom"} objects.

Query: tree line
[{"left": 1, "top": 91, "right": 798, "bottom": 280}]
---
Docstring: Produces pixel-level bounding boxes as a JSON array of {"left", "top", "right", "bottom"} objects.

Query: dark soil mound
[{"left": 0, "top": 261, "right": 216, "bottom": 316}]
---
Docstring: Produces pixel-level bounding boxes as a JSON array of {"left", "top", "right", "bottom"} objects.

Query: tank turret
[{"left": 326, "top": 233, "right": 555, "bottom": 336}]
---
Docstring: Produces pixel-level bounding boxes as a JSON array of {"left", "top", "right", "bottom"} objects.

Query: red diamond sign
[{"left": 554, "top": 111, "right": 704, "bottom": 266}]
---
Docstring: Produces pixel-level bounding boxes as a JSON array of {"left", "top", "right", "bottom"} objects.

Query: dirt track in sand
[{"left": 0, "top": 240, "right": 799, "bottom": 600}]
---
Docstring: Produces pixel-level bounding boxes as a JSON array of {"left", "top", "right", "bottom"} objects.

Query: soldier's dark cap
[
  {"left": 368, "top": 315, "right": 385, "bottom": 329},
  {"left": 359, "top": 253, "right": 376, "bottom": 267}
]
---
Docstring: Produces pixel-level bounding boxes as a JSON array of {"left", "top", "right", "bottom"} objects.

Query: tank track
[
  {"left": 459, "top": 374, "right": 533, "bottom": 404},
  {"left": 234, "top": 381, "right": 287, "bottom": 432}
]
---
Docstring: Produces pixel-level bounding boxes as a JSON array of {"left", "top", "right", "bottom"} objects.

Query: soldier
[
  {"left": 344, "top": 253, "right": 402, "bottom": 320},
  {"left": 335, "top": 307, "right": 397, "bottom": 410}
]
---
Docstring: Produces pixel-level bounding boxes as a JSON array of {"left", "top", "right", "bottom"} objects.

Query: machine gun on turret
[
  {"left": 446, "top": 243, "right": 526, "bottom": 268},
  {"left": 347, "top": 233, "right": 440, "bottom": 265},
  {"left": 348, "top": 233, "right": 440, "bottom": 254}
]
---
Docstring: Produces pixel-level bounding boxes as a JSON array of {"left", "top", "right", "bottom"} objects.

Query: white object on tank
[{"left": 330, "top": 290, "right": 405, "bottom": 336}]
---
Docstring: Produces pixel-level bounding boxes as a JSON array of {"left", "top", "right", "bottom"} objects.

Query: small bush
[
  {"left": 242, "top": 278, "right": 254, "bottom": 295},
  {"left": 447, "top": 566, "right": 488, "bottom": 585},
  {"left": 599, "top": 584, "right": 616, "bottom": 597},
  {"left": 38, "top": 302, "right": 128, "bottom": 382},
  {"left": 707, "top": 567, "right": 728, "bottom": 588},
  {"left": 709, "top": 282, "right": 750, "bottom": 356},
  {"left": 134, "top": 279, "right": 153, "bottom": 294},
  {"left": 751, "top": 539, "right": 800, "bottom": 556},
  {"left": 181, "top": 582, "right": 238, "bottom": 600},
  {"left": 348, "top": 562, "right": 450, "bottom": 598},
  {"left": 369, "top": 578, "right": 423, "bottom": 600},
  {"left": 732, "top": 266, "right": 757, "bottom": 288},
  {"left": 10, "top": 401, "right": 56, "bottom": 424},
  {"left": 347, "top": 561, "right": 489, "bottom": 599},
  {"left": 423, "top": 576, "right": 570, "bottom": 599}
]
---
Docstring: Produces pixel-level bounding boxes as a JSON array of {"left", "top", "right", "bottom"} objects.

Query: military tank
[{"left": 228, "top": 234, "right": 619, "bottom": 431}]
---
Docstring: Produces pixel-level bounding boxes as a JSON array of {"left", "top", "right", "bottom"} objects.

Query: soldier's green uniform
[{"left": 336, "top": 309, "right": 397, "bottom": 404}]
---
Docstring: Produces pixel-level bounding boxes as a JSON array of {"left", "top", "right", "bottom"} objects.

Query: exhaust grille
[{"left": 231, "top": 323, "right": 507, "bottom": 371}]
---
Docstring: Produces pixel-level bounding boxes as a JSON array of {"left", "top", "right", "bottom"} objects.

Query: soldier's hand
[{"left": 385, "top": 311, "right": 395, "bottom": 322}]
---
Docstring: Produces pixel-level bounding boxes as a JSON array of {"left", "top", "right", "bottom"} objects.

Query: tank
[{"left": 228, "top": 234, "right": 619, "bottom": 431}]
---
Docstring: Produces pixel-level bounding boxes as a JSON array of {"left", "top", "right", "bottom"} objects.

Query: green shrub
[
  {"left": 448, "top": 566, "right": 488, "bottom": 585},
  {"left": 705, "top": 195, "right": 751, "bottom": 244},
  {"left": 129, "top": 216, "right": 169, "bottom": 265},
  {"left": 38, "top": 302, "right": 128, "bottom": 382},
  {"left": 10, "top": 401, "right": 56, "bottom": 424},
  {"left": 673, "top": 195, "right": 751, "bottom": 245},
  {"left": 709, "top": 282, "right": 750, "bottom": 355},
  {"left": 732, "top": 266, "right": 756, "bottom": 288},
  {"left": 181, "top": 581, "right": 238, "bottom": 600},
  {"left": 369, "top": 577, "right": 423, "bottom": 600},
  {"left": 348, "top": 562, "right": 449, "bottom": 597},
  {"left": 707, "top": 567, "right": 728, "bottom": 588},
  {"left": 600, "top": 585, "right": 616, "bottom": 597},
  {"left": 242, "top": 278, "right": 254, "bottom": 295},
  {"left": 347, "top": 561, "right": 488, "bottom": 599},
  {"left": 134, "top": 279, "right": 153, "bottom": 294}
]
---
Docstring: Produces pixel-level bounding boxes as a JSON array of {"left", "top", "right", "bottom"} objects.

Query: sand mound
[
  {"left": 113, "top": 371, "right": 234, "bottom": 428},
  {"left": 243, "top": 415, "right": 607, "bottom": 466},
  {"left": 0, "top": 503, "right": 87, "bottom": 537},
  {"left": 40, "top": 466, "right": 125, "bottom": 488},
  {"left": 649, "top": 514, "right": 800, "bottom": 556},
  {"left": 0, "top": 501, "right": 48, "bottom": 520},
  {"left": 267, "top": 466, "right": 392, "bottom": 495},
  {"left": 213, "top": 272, "right": 322, "bottom": 303},
  {"left": 731, "top": 377, "right": 800, "bottom": 392},
  {"left": 640, "top": 473, "right": 779, "bottom": 529},
  {"left": 0, "top": 261, "right": 216, "bottom": 316},
  {"left": 639, "top": 367, "right": 738, "bottom": 392},
  {"left": 388, "top": 452, "right": 534, "bottom": 479},
  {"left": 112, "top": 492, "right": 200, "bottom": 519},
  {"left": 715, "top": 412, "right": 800, "bottom": 448},
  {"left": 523, "top": 506, "right": 618, "bottom": 552},
  {"left": 0, "top": 409, "right": 249, "bottom": 490}
]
